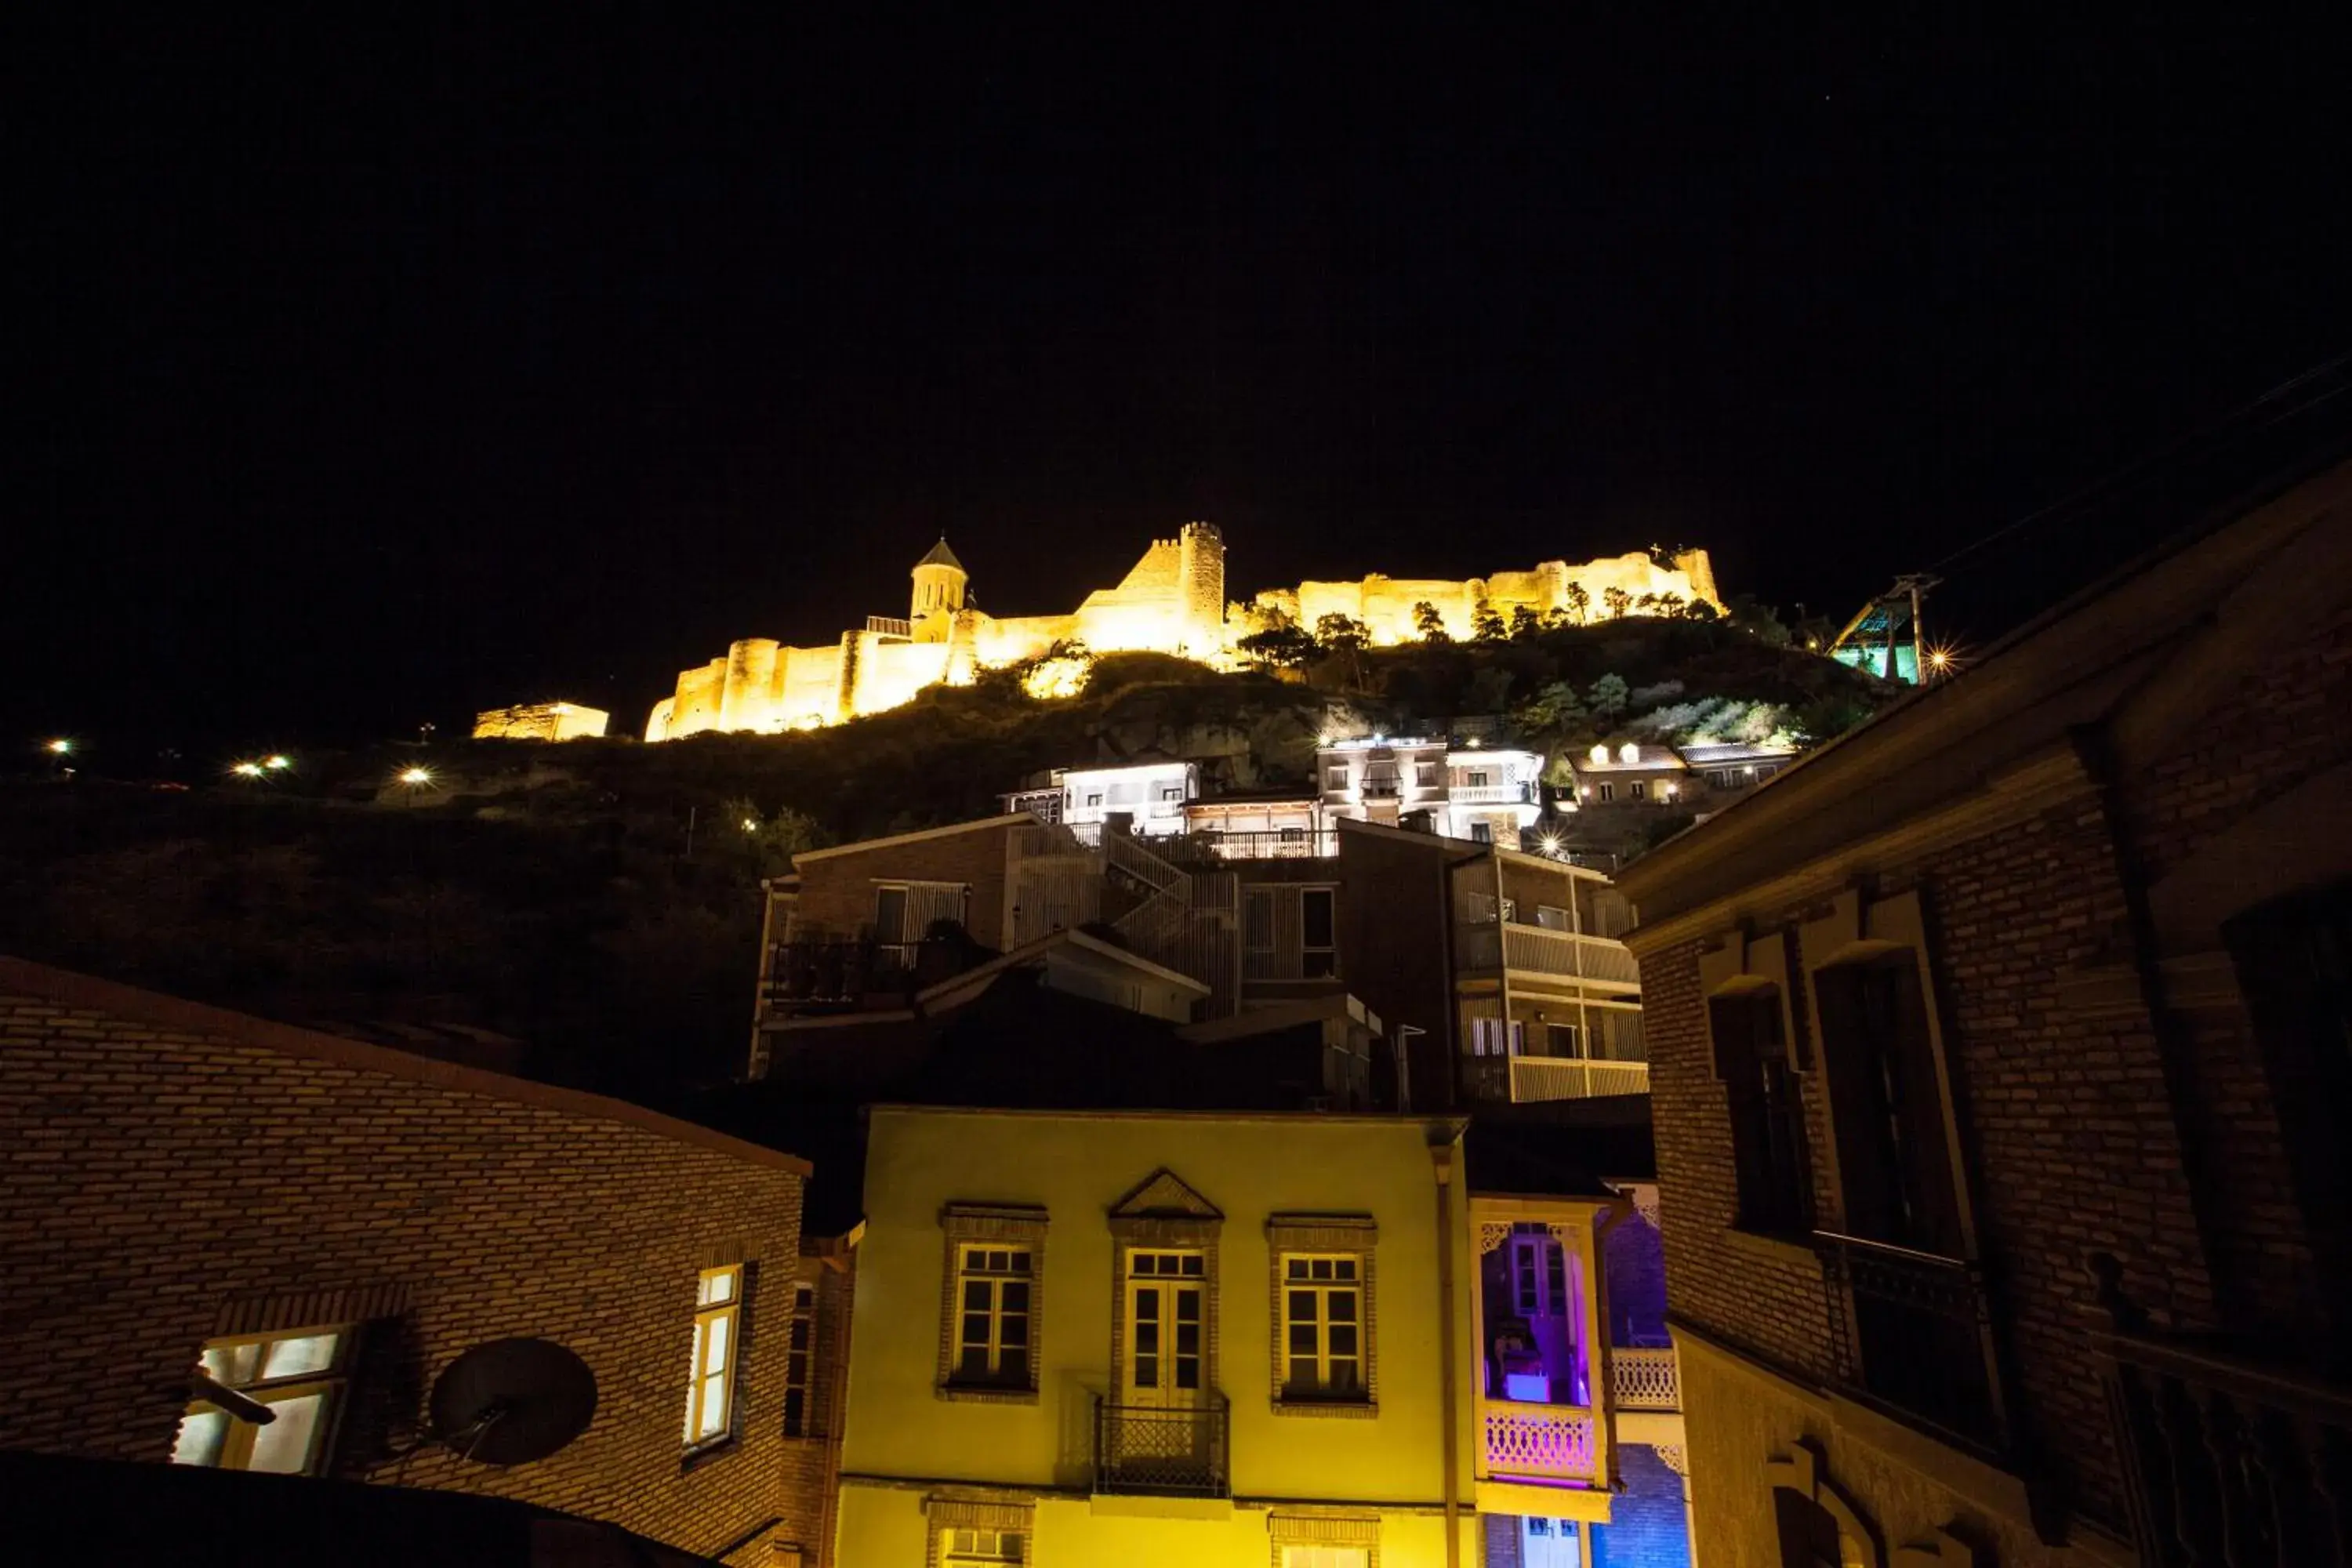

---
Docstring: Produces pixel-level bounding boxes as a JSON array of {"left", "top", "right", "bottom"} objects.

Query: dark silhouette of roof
[{"left": 914, "top": 537, "right": 965, "bottom": 572}]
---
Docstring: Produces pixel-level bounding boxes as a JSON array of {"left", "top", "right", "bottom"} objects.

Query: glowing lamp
[
  {"left": 46, "top": 739, "right": 71, "bottom": 756},
  {"left": 263, "top": 755, "right": 291, "bottom": 770},
  {"left": 399, "top": 767, "right": 433, "bottom": 786},
  {"left": 742, "top": 818, "right": 758, "bottom": 832}
]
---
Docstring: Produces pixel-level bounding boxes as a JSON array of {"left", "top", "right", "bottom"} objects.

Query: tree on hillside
[
  {"left": 1472, "top": 599, "right": 1507, "bottom": 642},
  {"left": 1238, "top": 622, "right": 1319, "bottom": 670},
  {"left": 1635, "top": 592, "right": 1661, "bottom": 615},
  {"left": 1563, "top": 582, "right": 1591, "bottom": 624},
  {"left": 1513, "top": 681, "right": 1592, "bottom": 759},
  {"left": 1655, "top": 590, "right": 1686, "bottom": 618},
  {"left": 1602, "top": 586, "right": 1632, "bottom": 620},
  {"left": 1508, "top": 604, "right": 1542, "bottom": 641},
  {"left": 1414, "top": 601, "right": 1451, "bottom": 644},
  {"left": 1314, "top": 613, "right": 1371, "bottom": 689},
  {"left": 1588, "top": 672, "right": 1630, "bottom": 722},
  {"left": 1682, "top": 598, "right": 1720, "bottom": 622}
]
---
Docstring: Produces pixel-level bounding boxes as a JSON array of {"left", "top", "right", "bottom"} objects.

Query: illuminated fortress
[{"left": 644, "top": 525, "right": 1718, "bottom": 739}]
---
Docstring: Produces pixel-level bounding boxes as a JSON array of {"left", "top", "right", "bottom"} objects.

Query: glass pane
[
  {"left": 961, "top": 1314, "right": 992, "bottom": 1347},
  {"left": 1290, "top": 1323, "right": 1318, "bottom": 1355},
  {"left": 1135, "top": 1355, "right": 1156, "bottom": 1386},
  {"left": 964, "top": 1281, "right": 992, "bottom": 1310},
  {"left": 1174, "top": 1290, "right": 1200, "bottom": 1322},
  {"left": 1002, "top": 1282, "right": 1030, "bottom": 1312},
  {"left": 203, "top": 1343, "right": 262, "bottom": 1386},
  {"left": 1286, "top": 1258, "right": 1308, "bottom": 1280},
  {"left": 1334, "top": 1259, "right": 1357, "bottom": 1280},
  {"left": 1008, "top": 1251, "right": 1030, "bottom": 1274},
  {"left": 959, "top": 1345, "right": 990, "bottom": 1376},
  {"left": 1289, "top": 1290, "right": 1317, "bottom": 1322},
  {"left": 706, "top": 1315, "right": 731, "bottom": 1366},
  {"left": 699, "top": 1374, "right": 728, "bottom": 1436},
  {"left": 702, "top": 1269, "right": 737, "bottom": 1306},
  {"left": 1176, "top": 1357, "right": 1200, "bottom": 1389},
  {"left": 260, "top": 1334, "right": 340, "bottom": 1380},
  {"left": 247, "top": 1392, "right": 325, "bottom": 1473},
  {"left": 999, "top": 1314, "right": 1027, "bottom": 1347},
  {"left": 1330, "top": 1291, "right": 1357, "bottom": 1322},
  {"left": 172, "top": 1407, "right": 228, "bottom": 1467},
  {"left": 1136, "top": 1293, "right": 1160, "bottom": 1322},
  {"left": 1330, "top": 1324, "right": 1358, "bottom": 1355},
  {"left": 1135, "top": 1322, "right": 1158, "bottom": 1353},
  {"left": 1181, "top": 1255, "right": 1203, "bottom": 1276},
  {"left": 1175, "top": 1322, "right": 1200, "bottom": 1355}
]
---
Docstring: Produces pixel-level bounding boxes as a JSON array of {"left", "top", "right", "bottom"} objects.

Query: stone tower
[
  {"left": 909, "top": 538, "right": 967, "bottom": 644},
  {"left": 1176, "top": 521, "right": 1225, "bottom": 655}
]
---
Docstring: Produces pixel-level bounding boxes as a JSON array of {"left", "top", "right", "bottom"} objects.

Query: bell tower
[{"left": 909, "top": 538, "right": 967, "bottom": 644}]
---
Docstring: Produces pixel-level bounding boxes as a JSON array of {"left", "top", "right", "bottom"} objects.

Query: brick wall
[
  {"left": 1602, "top": 1207, "right": 1668, "bottom": 1346},
  {"left": 1592, "top": 1443, "right": 1691, "bottom": 1568},
  {"left": 1641, "top": 796, "right": 2220, "bottom": 1526},
  {"left": 772, "top": 1258, "right": 855, "bottom": 1567},
  {"left": 1334, "top": 830, "right": 1458, "bottom": 1110},
  {"left": 0, "top": 966, "right": 808, "bottom": 1561},
  {"left": 789, "top": 821, "right": 1022, "bottom": 949}
]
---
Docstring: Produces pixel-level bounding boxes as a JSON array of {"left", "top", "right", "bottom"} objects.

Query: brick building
[
  {"left": 0, "top": 958, "right": 815, "bottom": 1564},
  {"left": 1616, "top": 459, "right": 2352, "bottom": 1566}
]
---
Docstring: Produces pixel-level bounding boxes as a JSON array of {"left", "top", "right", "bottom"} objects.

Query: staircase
[{"left": 1010, "top": 826, "right": 1239, "bottom": 1016}]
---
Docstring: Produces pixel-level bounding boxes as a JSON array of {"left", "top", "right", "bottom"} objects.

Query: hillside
[{"left": 0, "top": 622, "right": 1895, "bottom": 1094}]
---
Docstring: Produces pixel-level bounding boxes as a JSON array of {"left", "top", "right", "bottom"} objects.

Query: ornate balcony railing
[
  {"left": 2101, "top": 1319, "right": 2352, "bottom": 1568},
  {"left": 1815, "top": 1231, "right": 2009, "bottom": 1454},
  {"left": 1450, "top": 783, "right": 1537, "bottom": 805},
  {"left": 1607, "top": 1347, "right": 1681, "bottom": 1410},
  {"left": 1093, "top": 1396, "right": 1229, "bottom": 1497},
  {"left": 1481, "top": 1399, "right": 1599, "bottom": 1486},
  {"left": 1190, "top": 829, "right": 1338, "bottom": 861}
]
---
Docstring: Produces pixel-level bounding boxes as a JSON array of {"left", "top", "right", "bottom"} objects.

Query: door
[
  {"left": 1522, "top": 1518, "right": 1581, "bottom": 1568},
  {"left": 1116, "top": 1249, "right": 1211, "bottom": 1489}
]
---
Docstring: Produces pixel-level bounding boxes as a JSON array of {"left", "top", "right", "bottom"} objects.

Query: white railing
[
  {"left": 1509, "top": 1058, "right": 1651, "bottom": 1102},
  {"left": 1481, "top": 1399, "right": 1598, "bottom": 1484},
  {"left": 1608, "top": 1348, "right": 1680, "bottom": 1410},
  {"left": 1195, "top": 829, "right": 1338, "bottom": 861},
  {"left": 1501, "top": 925, "right": 1642, "bottom": 986},
  {"left": 1450, "top": 783, "right": 1536, "bottom": 805}
]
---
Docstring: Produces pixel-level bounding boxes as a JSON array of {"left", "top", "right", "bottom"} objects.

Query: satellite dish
[{"left": 427, "top": 1338, "right": 597, "bottom": 1466}]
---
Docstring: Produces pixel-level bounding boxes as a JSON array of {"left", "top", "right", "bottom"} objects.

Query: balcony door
[{"left": 1123, "top": 1250, "right": 1207, "bottom": 1409}]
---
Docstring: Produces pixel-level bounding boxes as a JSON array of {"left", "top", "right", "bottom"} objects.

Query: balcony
[
  {"left": 1093, "top": 1396, "right": 1229, "bottom": 1498},
  {"left": 758, "top": 938, "right": 982, "bottom": 1018},
  {"left": 1192, "top": 829, "right": 1338, "bottom": 861},
  {"left": 1510, "top": 1057, "right": 1651, "bottom": 1102},
  {"left": 1815, "top": 1231, "right": 2008, "bottom": 1454},
  {"left": 1606, "top": 1347, "right": 1680, "bottom": 1410},
  {"left": 1451, "top": 782, "right": 1537, "bottom": 806},
  {"left": 1454, "top": 924, "right": 1642, "bottom": 989},
  {"left": 1482, "top": 1399, "right": 1599, "bottom": 1486},
  {"left": 2103, "top": 1325, "right": 2352, "bottom": 1568}
]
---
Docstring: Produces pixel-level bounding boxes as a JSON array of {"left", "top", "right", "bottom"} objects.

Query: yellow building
[
  {"left": 644, "top": 529, "right": 1722, "bottom": 740},
  {"left": 833, "top": 1105, "right": 1682, "bottom": 1568}
]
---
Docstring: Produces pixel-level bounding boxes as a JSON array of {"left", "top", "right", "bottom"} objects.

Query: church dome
[{"left": 913, "top": 538, "right": 966, "bottom": 574}]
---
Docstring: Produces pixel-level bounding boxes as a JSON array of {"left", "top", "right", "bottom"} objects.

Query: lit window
[
  {"left": 1511, "top": 1227, "right": 1570, "bottom": 1317},
  {"left": 782, "top": 1280, "right": 815, "bottom": 1437},
  {"left": 172, "top": 1327, "right": 351, "bottom": 1475},
  {"left": 952, "top": 1246, "right": 1033, "bottom": 1388},
  {"left": 943, "top": 1527, "right": 1025, "bottom": 1565},
  {"left": 1326, "top": 768, "right": 1348, "bottom": 789},
  {"left": 1282, "top": 1255, "right": 1365, "bottom": 1400},
  {"left": 685, "top": 1265, "right": 742, "bottom": 1445}
]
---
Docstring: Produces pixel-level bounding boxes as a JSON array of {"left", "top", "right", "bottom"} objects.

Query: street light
[
  {"left": 45, "top": 739, "right": 71, "bottom": 756},
  {"left": 230, "top": 761, "right": 264, "bottom": 779},
  {"left": 263, "top": 754, "right": 292, "bottom": 771},
  {"left": 399, "top": 766, "right": 433, "bottom": 786}
]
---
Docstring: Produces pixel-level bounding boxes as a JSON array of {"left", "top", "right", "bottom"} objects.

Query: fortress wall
[
  {"left": 844, "top": 635, "right": 954, "bottom": 719},
  {"left": 720, "top": 639, "right": 779, "bottom": 731},
  {"left": 1114, "top": 539, "right": 1185, "bottom": 593},
  {"left": 975, "top": 612, "right": 1076, "bottom": 666},
  {"left": 775, "top": 644, "right": 847, "bottom": 729},
  {"left": 665, "top": 659, "right": 728, "bottom": 738}
]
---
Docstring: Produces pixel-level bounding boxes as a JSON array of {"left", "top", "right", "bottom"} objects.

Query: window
[
  {"left": 1283, "top": 1549, "right": 1371, "bottom": 1568},
  {"left": 1595, "top": 782, "right": 1615, "bottom": 803},
  {"left": 1471, "top": 822, "right": 1492, "bottom": 844},
  {"left": 1544, "top": 1022, "right": 1580, "bottom": 1058},
  {"left": 1709, "top": 768, "right": 1734, "bottom": 787},
  {"left": 872, "top": 885, "right": 906, "bottom": 945},
  {"left": 173, "top": 1327, "right": 351, "bottom": 1475},
  {"left": 1511, "top": 1229, "right": 1570, "bottom": 1317},
  {"left": 685, "top": 1265, "right": 743, "bottom": 1445},
  {"left": 1162, "top": 786, "right": 1182, "bottom": 801},
  {"left": 1085, "top": 792, "right": 1104, "bottom": 808},
  {"left": 1523, "top": 1518, "right": 1582, "bottom": 1568},
  {"left": 1534, "top": 904, "right": 1570, "bottom": 931},
  {"left": 782, "top": 1281, "right": 815, "bottom": 1437},
  {"left": 1301, "top": 887, "right": 1338, "bottom": 978},
  {"left": 952, "top": 1246, "right": 1033, "bottom": 1388},
  {"left": 1326, "top": 768, "right": 1348, "bottom": 789},
  {"left": 1468, "top": 770, "right": 1490, "bottom": 787},
  {"left": 1417, "top": 764, "right": 1439, "bottom": 786},
  {"left": 1468, "top": 1017, "right": 1526, "bottom": 1057},
  {"left": 943, "top": 1527, "right": 1025, "bottom": 1565},
  {"left": 1282, "top": 1256, "right": 1365, "bottom": 1400},
  {"left": 1711, "top": 991, "right": 1813, "bottom": 1234},
  {"left": 1814, "top": 956, "right": 1963, "bottom": 1254},
  {"left": 1126, "top": 1249, "right": 1206, "bottom": 1396},
  {"left": 1631, "top": 780, "right": 1648, "bottom": 801}
]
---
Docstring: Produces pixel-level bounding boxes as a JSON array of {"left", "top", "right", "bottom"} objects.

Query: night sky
[{"left": 16, "top": 11, "right": 2350, "bottom": 760}]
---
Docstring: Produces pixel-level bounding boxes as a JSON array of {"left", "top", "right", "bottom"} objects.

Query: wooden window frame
[
  {"left": 685, "top": 1264, "right": 745, "bottom": 1449},
  {"left": 1267, "top": 1215, "right": 1378, "bottom": 1417},
  {"left": 173, "top": 1324, "right": 354, "bottom": 1475},
  {"left": 937, "top": 1205, "right": 1048, "bottom": 1403}
]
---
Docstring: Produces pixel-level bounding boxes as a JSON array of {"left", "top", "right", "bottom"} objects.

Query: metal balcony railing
[
  {"left": 1816, "top": 1231, "right": 2008, "bottom": 1454},
  {"left": 1453, "top": 924, "right": 1642, "bottom": 988},
  {"left": 1093, "top": 1396, "right": 1229, "bottom": 1497},
  {"left": 2102, "top": 1323, "right": 2352, "bottom": 1568},
  {"left": 1189, "top": 829, "right": 1338, "bottom": 861},
  {"left": 1510, "top": 1057, "right": 1652, "bottom": 1102}
]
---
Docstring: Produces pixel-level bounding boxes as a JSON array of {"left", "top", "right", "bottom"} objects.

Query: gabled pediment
[{"left": 1109, "top": 1167, "right": 1224, "bottom": 1222}]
